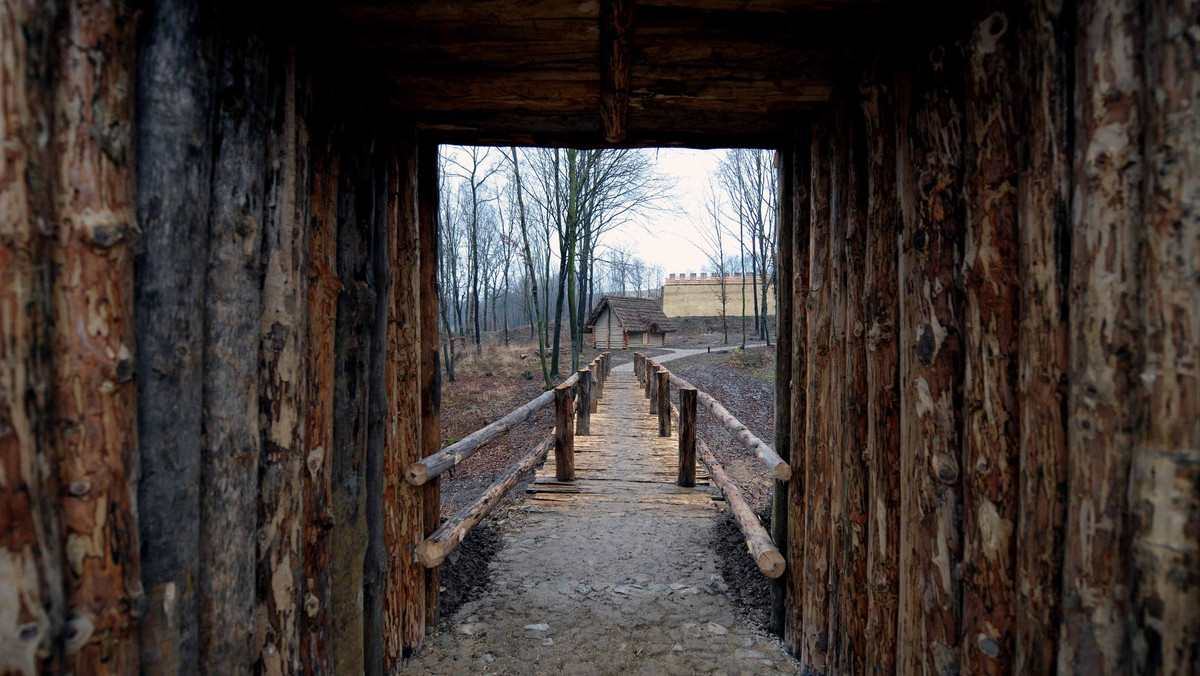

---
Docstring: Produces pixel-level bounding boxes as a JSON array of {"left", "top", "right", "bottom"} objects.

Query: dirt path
[
  {"left": 407, "top": 373, "right": 797, "bottom": 675},
  {"left": 610, "top": 343, "right": 768, "bottom": 374}
]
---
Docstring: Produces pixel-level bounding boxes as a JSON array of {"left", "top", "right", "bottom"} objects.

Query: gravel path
[
  {"left": 407, "top": 374, "right": 798, "bottom": 675},
  {"left": 610, "top": 343, "right": 768, "bottom": 373}
]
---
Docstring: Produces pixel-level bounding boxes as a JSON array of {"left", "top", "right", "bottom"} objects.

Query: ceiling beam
[{"left": 600, "top": 0, "right": 633, "bottom": 143}]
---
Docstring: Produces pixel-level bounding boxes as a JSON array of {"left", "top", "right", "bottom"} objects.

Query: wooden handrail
[
  {"left": 405, "top": 371, "right": 579, "bottom": 486},
  {"left": 667, "top": 372, "right": 790, "bottom": 481}
]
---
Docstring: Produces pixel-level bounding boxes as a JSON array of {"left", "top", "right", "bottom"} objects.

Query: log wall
[
  {"left": 781, "top": 1, "right": 1200, "bottom": 674},
  {"left": 0, "top": 2, "right": 437, "bottom": 673}
]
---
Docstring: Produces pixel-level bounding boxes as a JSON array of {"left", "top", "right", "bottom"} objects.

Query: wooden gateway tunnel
[{"left": 1, "top": 0, "right": 1198, "bottom": 675}]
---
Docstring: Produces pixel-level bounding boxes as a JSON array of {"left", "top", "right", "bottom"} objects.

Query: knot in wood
[{"left": 930, "top": 451, "right": 960, "bottom": 484}]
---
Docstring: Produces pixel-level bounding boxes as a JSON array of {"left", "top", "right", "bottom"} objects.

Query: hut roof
[{"left": 586, "top": 296, "right": 677, "bottom": 334}]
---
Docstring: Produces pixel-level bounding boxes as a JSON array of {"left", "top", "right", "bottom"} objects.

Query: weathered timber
[
  {"left": 1058, "top": 1, "right": 1144, "bottom": 672},
  {"left": 330, "top": 118, "right": 376, "bottom": 676},
  {"left": 697, "top": 439, "right": 786, "bottom": 579},
  {"left": 50, "top": 0, "right": 143, "bottom": 671},
  {"left": 405, "top": 375, "right": 577, "bottom": 485},
  {"left": 645, "top": 359, "right": 654, "bottom": 399},
  {"left": 133, "top": 0, "right": 214, "bottom": 670},
  {"left": 301, "top": 87, "right": 339, "bottom": 676},
  {"left": 770, "top": 144, "right": 793, "bottom": 637},
  {"left": 634, "top": 352, "right": 643, "bottom": 381},
  {"left": 656, "top": 368, "right": 671, "bottom": 437},
  {"left": 417, "top": 436, "right": 555, "bottom": 568},
  {"left": 1013, "top": 0, "right": 1071, "bottom": 672},
  {"left": 799, "top": 107, "right": 833, "bottom": 672},
  {"left": 417, "top": 138, "right": 441, "bottom": 631},
  {"left": 256, "top": 40, "right": 306, "bottom": 676},
  {"left": 198, "top": 4, "right": 268, "bottom": 671},
  {"left": 1, "top": 3, "right": 64, "bottom": 673},
  {"left": 1131, "top": 3, "right": 1200, "bottom": 672},
  {"left": 589, "top": 361, "right": 600, "bottom": 413},
  {"left": 824, "top": 92, "right": 849, "bottom": 673},
  {"left": 859, "top": 57, "right": 901, "bottom": 676},
  {"left": 554, "top": 383, "right": 575, "bottom": 482},
  {"left": 836, "top": 93, "right": 869, "bottom": 675},
  {"left": 785, "top": 121, "right": 812, "bottom": 656},
  {"left": 667, "top": 373, "right": 790, "bottom": 481},
  {"left": 577, "top": 369, "right": 593, "bottom": 435},
  {"left": 894, "top": 43, "right": 965, "bottom": 676},
  {"left": 600, "top": 0, "right": 632, "bottom": 143},
  {"left": 677, "top": 388, "right": 697, "bottom": 487},
  {"left": 961, "top": 5, "right": 1020, "bottom": 673},
  {"left": 649, "top": 366, "right": 660, "bottom": 414},
  {"left": 594, "top": 356, "right": 605, "bottom": 402}
]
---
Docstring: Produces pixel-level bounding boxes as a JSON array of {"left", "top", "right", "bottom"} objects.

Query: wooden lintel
[{"left": 600, "top": 0, "right": 633, "bottom": 143}]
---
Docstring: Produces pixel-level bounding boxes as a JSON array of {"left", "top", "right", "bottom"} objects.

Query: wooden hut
[{"left": 586, "top": 296, "right": 677, "bottom": 349}]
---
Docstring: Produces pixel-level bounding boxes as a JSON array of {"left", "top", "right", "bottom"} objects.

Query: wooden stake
[
  {"left": 577, "top": 369, "right": 593, "bottom": 435},
  {"left": 657, "top": 368, "right": 671, "bottom": 438},
  {"left": 599, "top": 0, "right": 632, "bottom": 143},
  {"left": 667, "top": 374, "right": 790, "bottom": 480},
  {"left": 678, "top": 388, "right": 697, "bottom": 487},
  {"left": 417, "top": 138, "right": 441, "bottom": 632},
  {"left": 649, "top": 366, "right": 659, "bottom": 414},
  {"left": 554, "top": 384, "right": 575, "bottom": 482},
  {"left": 771, "top": 143, "right": 794, "bottom": 637}
]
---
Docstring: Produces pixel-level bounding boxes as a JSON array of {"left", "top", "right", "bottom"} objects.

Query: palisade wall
[
  {"left": 775, "top": 1, "right": 1199, "bottom": 674},
  {"left": 0, "top": 1, "right": 440, "bottom": 674}
]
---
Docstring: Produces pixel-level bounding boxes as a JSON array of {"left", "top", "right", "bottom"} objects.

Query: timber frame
[{"left": 2, "top": 1, "right": 1198, "bottom": 675}]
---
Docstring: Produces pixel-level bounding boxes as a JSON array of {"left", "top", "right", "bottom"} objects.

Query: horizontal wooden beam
[{"left": 668, "top": 372, "right": 790, "bottom": 480}]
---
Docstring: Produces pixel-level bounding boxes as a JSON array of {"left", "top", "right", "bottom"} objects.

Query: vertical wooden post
[
  {"left": 554, "top": 384, "right": 575, "bottom": 481},
  {"left": 859, "top": 57, "right": 901, "bottom": 676},
  {"left": 577, "top": 369, "right": 593, "bottom": 435},
  {"left": 771, "top": 144, "right": 794, "bottom": 637},
  {"left": 645, "top": 360, "right": 654, "bottom": 400},
  {"left": 133, "top": 0, "right": 214, "bottom": 670},
  {"left": 678, "top": 388, "right": 698, "bottom": 487},
  {"left": 657, "top": 368, "right": 670, "bottom": 437},
  {"left": 649, "top": 365, "right": 659, "bottom": 414},
  {"left": 1131, "top": 3, "right": 1200, "bottom": 672},
  {"left": 895, "top": 42, "right": 966, "bottom": 676},
  {"left": 595, "top": 355, "right": 605, "bottom": 401},
  {"left": 635, "top": 353, "right": 643, "bottom": 382},
  {"left": 417, "top": 138, "right": 441, "bottom": 632}
]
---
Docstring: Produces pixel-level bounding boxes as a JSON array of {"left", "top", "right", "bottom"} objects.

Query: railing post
[
  {"left": 594, "top": 357, "right": 605, "bottom": 402},
  {"left": 554, "top": 383, "right": 575, "bottom": 481},
  {"left": 644, "top": 360, "right": 654, "bottom": 399},
  {"left": 634, "top": 353, "right": 642, "bottom": 381},
  {"left": 649, "top": 364, "right": 659, "bottom": 414},
  {"left": 577, "top": 369, "right": 593, "bottom": 435},
  {"left": 678, "top": 387, "right": 697, "bottom": 487},
  {"left": 657, "top": 367, "right": 671, "bottom": 437}
]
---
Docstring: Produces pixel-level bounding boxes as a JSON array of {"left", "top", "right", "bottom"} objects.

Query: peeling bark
[
  {"left": 771, "top": 144, "right": 793, "bottom": 637},
  {"left": 0, "top": 3, "right": 65, "bottom": 674},
  {"left": 364, "top": 147, "right": 388, "bottom": 676},
  {"left": 894, "top": 43, "right": 965, "bottom": 676},
  {"left": 50, "top": 1, "right": 143, "bottom": 672},
  {"left": 418, "top": 139, "right": 442, "bottom": 633},
  {"left": 859, "top": 55, "right": 901, "bottom": 676},
  {"left": 1058, "top": 1, "right": 1144, "bottom": 672}
]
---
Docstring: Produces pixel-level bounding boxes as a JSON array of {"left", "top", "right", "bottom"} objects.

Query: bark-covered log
[
  {"left": 301, "top": 91, "right": 339, "bottom": 676},
  {"left": 894, "top": 43, "right": 965, "bottom": 676},
  {"left": 1013, "top": 0, "right": 1071, "bottom": 672},
  {"left": 800, "top": 108, "right": 833, "bottom": 672},
  {"left": 198, "top": 5, "right": 267, "bottom": 670},
  {"left": 678, "top": 388, "right": 697, "bottom": 488},
  {"left": 382, "top": 131, "right": 425, "bottom": 663},
  {"left": 859, "top": 57, "right": 901, "bottom": 676},
  {"left": 771, "top": 145, "right": 793, "bottom": 637},
  {"left": 330, "top": 119, "right": 376, "bottom": 676},
  {"left": 1130, "top": 3, "right": 1200, "bottom": 672},
  {"left": 656, "top": 368, "right": 670, "bottom": 437},
  {"left": 416, "top": 436, "right": 554, "bottom": 568},
  {"left": 785, "top": 122, "right": 812, "bottom": 656},
  {"left": 50, "top": 1, "right": 143, "bottom": 671},
  {"left": 133, "top": 0, "right": 214, "bottom": 671},
  {"left": 554, "top": 383, "right": 575, "bottom": 482},
  {"left": 1, "top": 3, "right": 65, "bottom": 673},
  {"left": 1058, "top": 1, "right": 1143, "bottom": 671},
  {"left": 836, "top": 95, "right": 869, "bottom": 675},
  {"left": 577, "top": 369, "right": 593, "bottom": 435},
  {"left": 256, "top": 40, "right": 306, "bottom": 676},
  {"left": 667, "top": 373, "right": 790, "bottom": 480},
  {"left": 961, "top": 6, "right": 1020, "bottom": 673},
  {"left": 649, "top": 365, "right": 660, "bottom": 414},
  {"left": 698, "top": 439, "right": 786, "bottom": 579},
  {"left": 418, "top": 139, "right": 441, "bottom": 631},
  {"left": 645, "top": 359, "right": 654, "bottom": 399}
]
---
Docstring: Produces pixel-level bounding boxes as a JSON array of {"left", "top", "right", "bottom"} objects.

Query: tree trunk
[
  {"left": 859, "top": 57, "right": 901, "bottom": 676},
  {"left": 418, "top": 139, "right": 442, "bottom": 632},
  {"left": 256, "top": 40, "right": 307, "bottom": 676},
  {"left": 961, "top": 6, "right": 1020, "bottom": 673},
  {"left": 1058, "top": 1, "right": 1143, "bottom": 672},
  {"left": 770, "top": 146, "right": 793, "bottom": 637},
  {"left": 132, "top": 0, "right": 214, "bottom": 671},
  {"left": 894, "top": 45, "right": 965, "bottom": 676},
  {"left": 1, "top": 3, "right": 66, "bottom": 674}
]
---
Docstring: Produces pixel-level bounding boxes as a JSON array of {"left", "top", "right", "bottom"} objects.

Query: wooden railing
[
  {"left": 414, "top": 353, "right": 611, "bottom": 567},
  {"left": 634, "top": 352, "right": 787, "bottom": 579}
]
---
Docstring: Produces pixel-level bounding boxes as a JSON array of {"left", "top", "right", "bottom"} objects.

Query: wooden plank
[
  {"left": 600, "top": 0, "right": 632, "bottom": 143},
  {"left": 961, "top": 5, "right": 1020, "bottom": 673},
  {"left": 894, "top": 42, "right": 966, "bottom": 676}
]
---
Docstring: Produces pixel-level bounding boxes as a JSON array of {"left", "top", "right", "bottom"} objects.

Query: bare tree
[{"left": 691, "top": 186, "right": 732, "bottom": 344}]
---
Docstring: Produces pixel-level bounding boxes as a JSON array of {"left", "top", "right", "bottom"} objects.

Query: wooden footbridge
[{"left": 405, "top": 353, "right": 787, "bottom": 579}]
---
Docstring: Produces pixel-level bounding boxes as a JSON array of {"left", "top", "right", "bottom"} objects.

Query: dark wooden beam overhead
[{"left": 600, "top": 0, "right": 634, "bottom": 143}]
